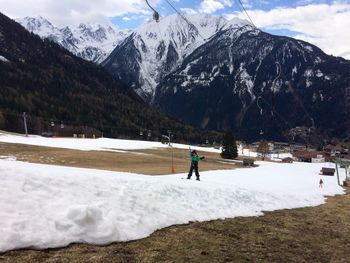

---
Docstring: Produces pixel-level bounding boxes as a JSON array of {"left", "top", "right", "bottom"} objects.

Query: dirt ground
[{"left": 1, "top": 142, "right": 350, "bottom": 262}]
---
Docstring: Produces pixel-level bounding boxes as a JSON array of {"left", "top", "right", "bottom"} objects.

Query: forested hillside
[{"left": 0, "top": 13, "right": 219, "bottom": 143}]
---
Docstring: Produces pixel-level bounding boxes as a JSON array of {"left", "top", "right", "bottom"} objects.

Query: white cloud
[
  {"left": 296, "top": 0, "right": 314, "bottom": 6},
  {"left": 226, "top": 3, "right": 350, "bottom": 59},
  {"left": 180, "top": 8, "right": 198, "bottom": 15},
  {"left": 199, "top": 0, "right": 233, "bottom": 14},
  {"left": 0, "top": 0, "right": 158, "bottom": 26},
  {"left": 1, "top": 0, "right": 349, "bottom": 59},
  {"left": 221, "top": 0, "right": 233, "bottom": 7},
  {"left": 241, "top": 0, "right": 253, "bottom": 9},
  {"left": 199, "top": 0, "right": 225, "bottom": 14},
  {"left": 256, "top": 0, "right": 269, "bottom": 5}
]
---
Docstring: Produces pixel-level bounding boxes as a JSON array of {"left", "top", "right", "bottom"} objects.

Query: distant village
[{"left": 239, "top": 140, "right": 350, "bottom": 164}]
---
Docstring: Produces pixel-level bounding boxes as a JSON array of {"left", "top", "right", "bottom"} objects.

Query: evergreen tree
[
  {"left": 0, "top": 111, "right": 4, "bottom": 129},
  {"left": 257, "top": 140, "right": 270, "bottom": 160},
  {"left": 221, "top": 132, "right": 238, "bottom": 159}
]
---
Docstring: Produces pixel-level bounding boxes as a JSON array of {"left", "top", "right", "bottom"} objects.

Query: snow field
[
  {"left": 0, "top": 158, "right": 345, "bottom": 252},
  {"left": 0, "top": 132, "right": 346, "bottom": 252}
]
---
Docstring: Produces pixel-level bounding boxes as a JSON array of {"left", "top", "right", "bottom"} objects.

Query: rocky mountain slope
[
  {"left": 0, "top": 12, "right": 217, "bottom": 142},
  {"left": 17, "top": 16, "right": 130, "bottom": 63},
  {"left": 17, "top": 14, "right": 350, "bottom": 143},
  {"left": 102, "top": 14, "right": 249, "bottom": 102},
  {"left": 153, "top": 26, "right": 350, "bottom": 142}
]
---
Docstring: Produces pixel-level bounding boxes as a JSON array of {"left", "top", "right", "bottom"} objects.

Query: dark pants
[{"left": 187, "top": 161, "right": 200, "bottom": 179}]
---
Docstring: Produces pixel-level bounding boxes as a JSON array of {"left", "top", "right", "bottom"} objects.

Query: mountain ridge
[
  {"left": 154, "top": 26, "right": 350, "bottom": 143},
  {"left": 16, "top": 16, "right": 130, "bottom": 63},
  {"left": 1, "top": 12, "right": 218, "bottom": 142},
  {"left": 103, "top": 13, "right": 253, "bottom": 101},
  {"left": 16, "top": 13, "right": 350, "bottom": 143}
]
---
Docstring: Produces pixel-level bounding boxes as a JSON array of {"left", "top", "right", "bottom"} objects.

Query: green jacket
[{"left": 191, "top": 155, "right": 203, "bottom": 162}]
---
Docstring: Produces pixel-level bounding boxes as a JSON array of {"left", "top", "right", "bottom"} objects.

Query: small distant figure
[
  {"left": 319, "top": 179, "right": 324, "bottom": 188},
  {"left": 187, "top": 150, "right": 205, "bottom": 181}
]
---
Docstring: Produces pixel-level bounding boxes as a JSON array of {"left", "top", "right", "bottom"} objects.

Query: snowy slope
[
  {"left": 0, "top": 132, "right": 346, "bottom": 252},
  {"left": 0, "top": 157, "right": 344, "bottom": 252},
  {"left": 103, "top": 14, "right": 252, "bottom": 101},
  {"left": 0, "top": 132, "right": 220, "bottom": 153},
  {"left": 16, "top": 17, "right": 130, "bottom": 63},
  {"left": 0, "top": 55, "right": 9, "bottom": 62}
]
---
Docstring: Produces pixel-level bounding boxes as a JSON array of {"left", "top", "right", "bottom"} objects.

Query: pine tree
[
  {"left": 221, "top": 132, "right": 238, "bottom": 159},
  {"left": 0, "top": 111, "right": 5, "bottom": 129},
  {"left": 257, "top": 139, "right": 269, "bottom": 160}
]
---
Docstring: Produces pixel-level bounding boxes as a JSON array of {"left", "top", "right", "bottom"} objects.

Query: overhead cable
[
  {"left": 235, "top": 0, "right": 257, "bottom": 28},
  {"left": 164, "top": 0, "right": 207, "bottom": 41}
]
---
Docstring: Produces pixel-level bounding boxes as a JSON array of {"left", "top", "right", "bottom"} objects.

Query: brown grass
[{"left": 0, "top": 142, "right": 238, "bottom": 175}]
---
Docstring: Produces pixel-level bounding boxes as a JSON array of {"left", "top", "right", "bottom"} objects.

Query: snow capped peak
[
  {"left": 227, "top": 16, "right": 252, "bottom": 27},
  {"left": 107, "top": 13, "right": 253, "bottom": 101},
  {"left": 16, "top": 16, "right": 59, "bottom": 38},
  {"left": 17, "top": 16, "right": 53, "bottom": 28},
  {"left": 60, "top": 26, "right": 73, "bottom": 36},
  {"left": 17, "top": 14, "right": 255, "bottom": 97},
  {"left": 17, "top": 16, "right": 130, "bottom": 63},
  {"left": 136, "top": 13, "right": 249, "bottom": 42}
]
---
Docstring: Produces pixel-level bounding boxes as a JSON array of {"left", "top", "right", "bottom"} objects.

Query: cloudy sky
[{"left": 0, "top": 0, "right": 349, "bottom": 59}]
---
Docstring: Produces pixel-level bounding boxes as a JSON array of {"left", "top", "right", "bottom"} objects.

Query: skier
[
  {"left": 187, "top": 150, "right": 205, "bottom": 180},
  {"left": 319, "top": 178, "right": 324, "bottom": 188}
]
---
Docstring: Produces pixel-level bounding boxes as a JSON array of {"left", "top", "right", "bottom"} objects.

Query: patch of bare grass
[{"left": 0, "top": 142, "right": 238, "bottom": 175}]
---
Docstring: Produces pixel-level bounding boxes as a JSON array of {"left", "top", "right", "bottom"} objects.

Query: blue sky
[
  {"left": 111, "top": 0, "right": 334, "bottom": 30},
  {"left": 0, "top": 0, "right": 349, "bottom": 58}
]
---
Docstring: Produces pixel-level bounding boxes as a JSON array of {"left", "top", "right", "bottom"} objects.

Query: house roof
[{"left": 292, "top": 151, "right": 324, "bottom": 159}]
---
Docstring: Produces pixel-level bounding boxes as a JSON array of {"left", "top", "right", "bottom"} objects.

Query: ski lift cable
[
  {"left": 1, "top": 110, "right": 161, "bottom": 136},
  {"left": 235, "top": 0, "right": 257, "bottom": 29},
  {"left": 257, "top": 95, "right": 294, "bottom": 129},
  {"left": 145, "top": 0, "right": 160, "bottom": 22},
  {"left": 164, "top": 0, "right": 207, "bottom": 41},
  {"left": 145, "top": 0, "right": 158, "bottom": 14},
  {"left": 286, "top": 81, "right": 315, "bottom": 129},
  {"left": 271, "top": 62, "right": 281, "bottom": 113}
]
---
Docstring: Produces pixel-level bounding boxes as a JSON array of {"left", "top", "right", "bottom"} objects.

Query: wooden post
[
  {"left": 335, "top": 161, "right": 341, "bottom": 186},
  {"left": 22, "top": 112, "right": 28, "bottom": 137}
]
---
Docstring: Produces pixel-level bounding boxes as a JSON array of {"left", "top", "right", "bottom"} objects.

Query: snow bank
[
  {"left": 0, "top": 55, "right": 9, "bottom": 63},
  {"left": 0, "top": 159, "right": 345, "bottom": 252}
]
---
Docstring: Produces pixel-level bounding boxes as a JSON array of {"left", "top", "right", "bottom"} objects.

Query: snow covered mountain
[
  {"left": 102, "top": 14, "right": 252, "bottom": 102},
  {"left": 100, "top": 13, "right": 350, "bottom": 143},
  {"left": 153, "top": 26, "right": 350, "bottom": 142},
  {"left": 18, "top": 14, "right": 251, "bottom": 100},
  {"left": 17, "top": 16, "right": 130, "bottom": 63},
  {"left": 2, "top": 11, "right": 211, "bottom": 142},
  {"left": 16, "top": 14, "right": 350, "bottom": 142}
]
